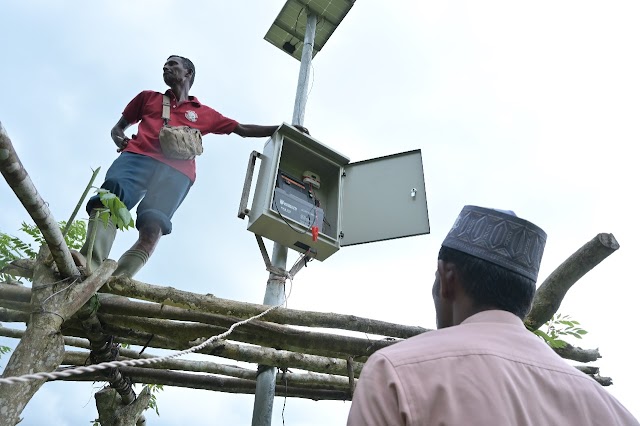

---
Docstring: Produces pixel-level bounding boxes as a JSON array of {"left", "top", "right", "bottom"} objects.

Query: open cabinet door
[{"left": 340, "top": 149, "right": 430, "bottom": 247}]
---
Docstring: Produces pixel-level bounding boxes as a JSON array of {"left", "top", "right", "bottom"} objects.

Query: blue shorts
[{"left": 86, "top": 152, "right": 192, "bottom": 235}]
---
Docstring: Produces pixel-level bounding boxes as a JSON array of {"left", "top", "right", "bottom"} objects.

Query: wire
[
  {"left": 274, "top": 202, "right": 311, "bottom": 235},
  {"left": 307, "top": 57, "right": 315, "bottom": 99},
  {"left": 41, "top": 277, "right": 79, "bottom": 307},
  {"left": 273, "top": 192, "right": 318, "bottom": 236},
  {"left": 293, "top": 6, "right": 305, "bottom": 34},
  {"left": 281, "top": 368, "right": 288, "bottom": 426}
]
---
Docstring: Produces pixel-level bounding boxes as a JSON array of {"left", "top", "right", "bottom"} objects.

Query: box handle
[{"left": 237, "top": 150, "right": 262, "bottom": 219}]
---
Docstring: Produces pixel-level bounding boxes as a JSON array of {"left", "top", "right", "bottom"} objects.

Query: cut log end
[{"left": 598, "top": 233, "right": 620, "bottom": 250}]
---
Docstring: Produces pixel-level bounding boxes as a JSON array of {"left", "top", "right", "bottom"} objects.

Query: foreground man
[
  {"left": 73, "top": 55, "right": 306, "bottom": 278},
  {"left": 348, "top": 205, "right": 638, "bottom": 425}
]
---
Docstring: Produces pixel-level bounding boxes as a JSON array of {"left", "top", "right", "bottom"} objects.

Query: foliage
[
  {"left": 0, "top": 220, "right": 87, "bottom": 282},
  {"left": 144, "top": 383, "right": 164, "bottom": 416},
  {"left": 0, "top": 344, "right": 11, "bottom": 360},
  {"left": 529, "top": 313, "right": 588, "bottom": 349},
  {"left": 96, "top": 189, "right": 134, "bottom": 231},
  {"left": 0, "top": 188, "right": 132, "bottom": 281}
]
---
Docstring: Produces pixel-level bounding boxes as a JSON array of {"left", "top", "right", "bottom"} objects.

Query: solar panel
[{"left": 264, "top": 0, "right": 356, "bottom": 61}]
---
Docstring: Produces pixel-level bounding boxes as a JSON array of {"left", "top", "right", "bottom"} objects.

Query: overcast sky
[{"left": 1, "top": 1, "right": 639, "bottom": 424}]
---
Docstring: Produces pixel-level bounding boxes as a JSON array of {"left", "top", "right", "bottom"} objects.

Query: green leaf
[
  {"left": 548, "top": 339, "right": 568, "bottom": 349},
  {"left": 143, "top": 383, "right": 164, "bottom": 416},
  {"left": 118, "top": 207, "right": 132, "bottom": 226},
  {"left": 96, "top": 189, "right": 134, "bottom": 231},
  {"left": 533, "top": 329, "right": 552, "bottom": 340},
  {"left": 100, "top": 192, "right": 117, "bottom": 203},
  {"left": 566, "top": 331, "right": 583, "bottom": 339},
  {"left": 99, "top": 211, "right": 110, "bottom": 228}
]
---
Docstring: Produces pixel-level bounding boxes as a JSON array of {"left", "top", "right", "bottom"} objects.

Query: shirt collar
[
  {"left": 461, "top": 310, "right": 525, "bottom": 327},
  {"left": 164, "top": 89, "right": 201, "bottom": 107}
]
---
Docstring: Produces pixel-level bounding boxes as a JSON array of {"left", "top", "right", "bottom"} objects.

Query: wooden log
[
  {"left": 64, "top": 320, "right": 366, "bottom": 378},
  {"left": 63, "top": 351, "right": 352, "bottom": 391},
  {"left": 95, "top": 309, "right": 393, "bottom": 362},
  {"left": 0, "top": 288, "right": 603, "bottom": 367},
  {"left": 105, "top": 276, "right": 428, "bottom": 338},
  {"left": 62, "top": 367, "right": 351, "bottom": 401}
]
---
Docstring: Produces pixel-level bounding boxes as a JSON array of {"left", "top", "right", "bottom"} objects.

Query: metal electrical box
[{"left": 238, "top": 123, "right": 430, "bottom": 261}]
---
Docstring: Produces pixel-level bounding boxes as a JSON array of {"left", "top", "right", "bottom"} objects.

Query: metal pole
[
  {"left": 291, "top": 12, "right": 317, "bottom": 127},
  {"left": 251, "top": 10, "right": 317, "bottom": 426}
]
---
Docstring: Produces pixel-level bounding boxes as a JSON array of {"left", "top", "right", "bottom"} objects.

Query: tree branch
[
  {"left": 58, "top": 260, "right": 117, "bottom": 319},
  {"left": 553, "top": 343, "right": 601, "bottom": 363},
  {"left": 1, "top": 258, "right": 35, "bottom": 279},
  {"left": 0, "top": 122, "right": 79, "bottom": 278},
  {"left": 525, "top": 233, "right": 619, "bottom": 330},
  {"left": 0, "top": 248, "right": 66, "bottom": 425},
  {"left": 95, "top": 386, "right": 150, "bottom": 426}
]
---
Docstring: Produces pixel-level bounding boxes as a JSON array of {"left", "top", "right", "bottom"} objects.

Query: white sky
[{"left": 1, "top": 0, "right": 639, "bottom": 424}]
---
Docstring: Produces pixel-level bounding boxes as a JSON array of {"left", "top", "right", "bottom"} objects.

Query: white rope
[{"left": 0, "top": 277, "right": 296, "bottom": 385}]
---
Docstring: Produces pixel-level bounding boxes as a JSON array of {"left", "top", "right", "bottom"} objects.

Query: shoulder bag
[{"left": 158, "top": 95, "right": 204, "bottom": 160}]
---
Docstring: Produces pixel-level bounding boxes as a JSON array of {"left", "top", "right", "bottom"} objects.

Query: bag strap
[{"left": 162, "top": 95, "right": 171, "bottom": 125}]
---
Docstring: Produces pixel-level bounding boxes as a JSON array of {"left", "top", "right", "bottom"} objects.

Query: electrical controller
[{"left": 239, "top": 123, "right": 430, "bottom": 261}]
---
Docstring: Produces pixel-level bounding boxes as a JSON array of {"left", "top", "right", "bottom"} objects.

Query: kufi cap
[{"left": 442, "top": 205, "right": 547, "bottom": 281}]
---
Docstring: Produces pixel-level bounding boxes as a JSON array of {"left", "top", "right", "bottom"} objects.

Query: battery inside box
[{"left": 272, "top": 170, "right": 324, "bottom": 232}]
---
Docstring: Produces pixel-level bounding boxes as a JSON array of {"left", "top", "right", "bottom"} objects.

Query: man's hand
[
  {"left": 113, "top": 135, "right": 130, "bottom": 152},
  {"left": 233, "top": 123, "right": 309, "bottom": 138},
  {"left": 111, "top": 116, "right": 132, "bottom": 152},
  {"left": 294, "top": 125, "right": 310, "bottom": 135}
]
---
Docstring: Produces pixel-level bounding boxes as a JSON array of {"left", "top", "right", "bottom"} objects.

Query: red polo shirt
[{"left": 120, "top": 90, "right": 238, "bottom": 182}]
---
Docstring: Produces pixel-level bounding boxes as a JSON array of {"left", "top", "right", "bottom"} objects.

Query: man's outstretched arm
[{"left": 233, "top": 123, "right": 309, "bottom": 138}]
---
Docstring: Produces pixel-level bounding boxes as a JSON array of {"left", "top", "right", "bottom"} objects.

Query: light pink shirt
[{"left": 348, "top": 310, "right": 638, "bottom": 426}]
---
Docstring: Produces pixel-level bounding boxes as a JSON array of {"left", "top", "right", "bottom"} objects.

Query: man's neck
[
  {"left": 453, "top": 304, "right": 497, "bottom": 326},
  {"left": 169, "top": 84, "right": 190, "bottom": 103}
]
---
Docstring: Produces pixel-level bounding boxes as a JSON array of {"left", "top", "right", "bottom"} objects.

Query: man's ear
[{"left": 437, "top": 259, "right": 457, "bottom": 301}]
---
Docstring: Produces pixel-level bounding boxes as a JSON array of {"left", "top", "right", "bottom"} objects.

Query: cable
[
  {"left": 307, "top": 61, "right": 315, "bottom": 99},
  {"left": 41, "top": 277, "right": 79, "bottom": 307},
  {"left": 293, "top": 6, "right": 305, "bottom": 35},
  {"left": 281, "top": 368, "right": 288, "bottom": 426},
  {"left": 273, "top": 190, "right": 318, "bottom": 236}
]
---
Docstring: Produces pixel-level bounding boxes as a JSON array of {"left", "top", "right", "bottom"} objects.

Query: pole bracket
[{"left": 254, "top": 234, "right": 314, "bottom": 282}]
